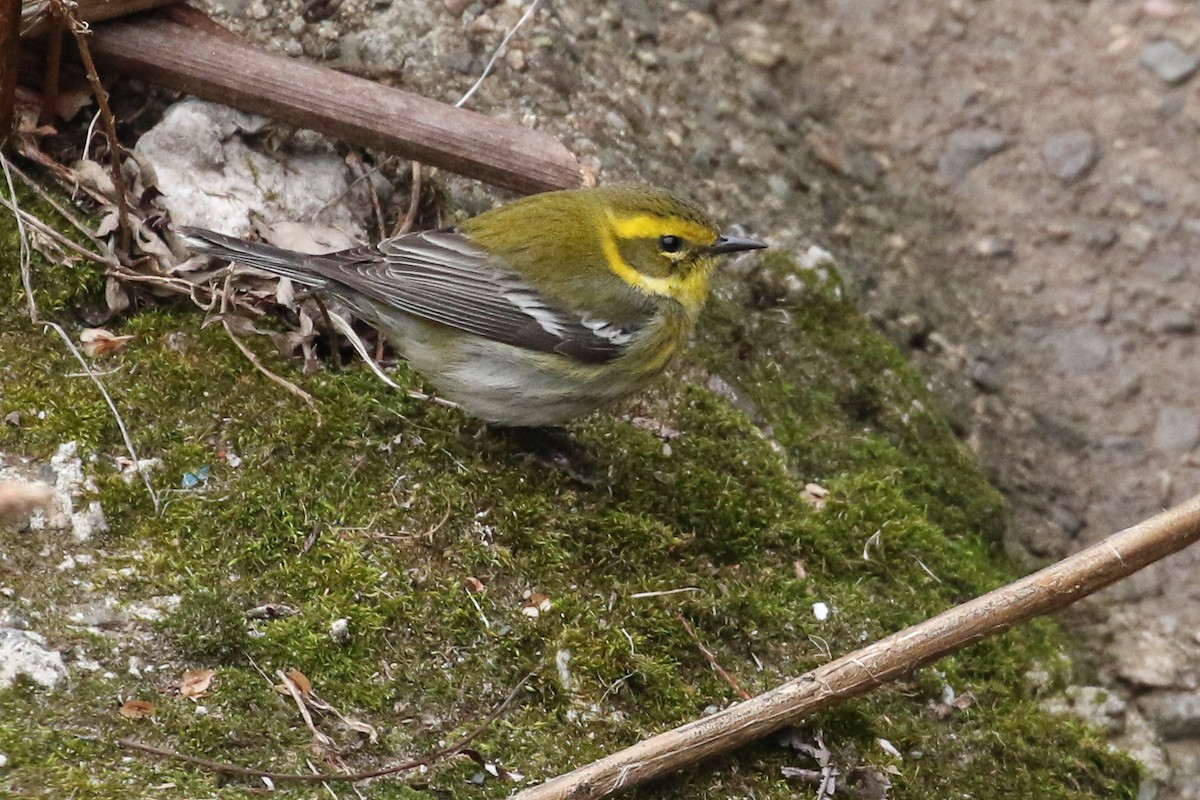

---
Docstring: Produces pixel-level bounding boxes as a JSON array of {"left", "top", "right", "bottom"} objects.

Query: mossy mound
[{"left": 0, "top": 195, "right": 1138, "bottom": 798}]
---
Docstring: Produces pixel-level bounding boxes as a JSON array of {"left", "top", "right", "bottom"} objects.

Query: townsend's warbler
[{"left": 179, "top": 186, "right": 766, "bottom": 426}]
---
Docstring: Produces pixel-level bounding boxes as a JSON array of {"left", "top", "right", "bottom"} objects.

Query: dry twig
[
  {"left": 218, "top": 272, "right": 319, "bottom": 417},
  {"left": 53, "top": 0, "right": 131, "bottom": 253},
  {"left": 677, "top": 614, "right": 751, "bottom": 701},
  {"left": 119, "top": 671, "right": 535, "bottom": 784},
  {"left": 2, "top": 151, "right": 159, "bottom": 513}
]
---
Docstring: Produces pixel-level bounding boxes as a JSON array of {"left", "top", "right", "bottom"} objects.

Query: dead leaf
[
  {"left": 244, "top": 603, "right": 297, "bottom": 620},
  {"left": 179, "top": 668, "right": 216, "bottom": 699},
  {"left": 459, "top": 748, "right": 524, "bottom": 782},
  {"left": 627, "top": 416, "right": 682, "bottom": 440},
  {"left": 105, "top": 275, "right": 132, "bottom": 316},
  {"left": 305, "top": 692, "right": 380, "bottom": 744},
  {"left": 80, "top": 328, "right": 135, "bottom": 357},
  {"left": 845, "top": 764, "right": 893, "bottom": 799},
  {"left": 71, "top": 158, "right": 117, "bottom": 199},
  {"left": 801, "top": 483, "right": 830, "bottom": 512},
  {"left": 465, "top": 576, "right": 486, "bottom": 594},
  {"left": 119, "top": 699, "right": 155, "bottom": 719},
  {"left": 521, "top": 592, "right": 552, "bottom": 618},
  {"left": 95, "top": 208, "right": 121, "bottom": 238},
  {"left": 876, "top": 737, "right": 902, "bottom": 759},
  {"left": 274, "top": 668, "right": 312, "bottom": 696},
  {"left": 258, "top": 221, "right": 355, "bottom": 254},
  {"left": 781, "top": 766, "right": 823, "bottom": 784},
  {"left": 54, "top": 84, "right": 95, "bottom": 121}
]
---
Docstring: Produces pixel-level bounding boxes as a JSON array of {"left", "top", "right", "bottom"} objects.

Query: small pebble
[
  {"left": 1152, "top": 406, "right": 1200, "bottom": 453},
  {"left": 1141, "top": 40, "right": 1200, "bottom": 85},
  {"left": 1152, "top": 310, "right": 1196, "bottom": 335},
  {"left": 1052, "top": 329, "right": 1111, "bottom": 374},
  {"left": 505, "top": 48, "right": 526, "bottom": 72},
  {"left": 1074, "top": 223, "right": 1117, "bottom": 251},
  {"left": 1042, "top": 129, "right": 1098, "bottom": 184},
  {"left": 937, "top": 127, "right": 1010, "bottom": 184},
  {"left": 974, "top": 236, "right": 1014, "bottom": 258}
]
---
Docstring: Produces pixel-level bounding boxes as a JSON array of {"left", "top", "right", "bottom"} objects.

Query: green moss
[
  {"left": 163, "top": 589, "right": 250, "bottom": 663},
  {"left": 0, "top": 200, "right": 1138, "bottom": 799}
]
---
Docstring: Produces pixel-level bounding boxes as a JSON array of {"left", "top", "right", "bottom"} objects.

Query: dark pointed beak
[{"left": 706, "top": 234, "right": 768, "bottom": 256}]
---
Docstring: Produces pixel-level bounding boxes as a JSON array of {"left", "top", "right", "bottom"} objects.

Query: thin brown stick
[
  {"left": 0, "top": 0, "right": 19, "bottom": 146},
  {"left": 0, "top": 191, "right": 111, "bottom": 266},
  {"left": 676, "top": 614, "right": 751, "bottom": 701},
  {"left": 87, "top": 12, "right": 581, "bottom": 195},
  {"left": 393, "top": 161, "right": 422, "bottom": 237},
  {"left": 219, "top": 273, "right": 319, "bottom": 418},
  {"left": 312, "top": 296, "right": 342, "bottom": 371},
  {"left": 38, "top": 14, "right": 64, "bottom": 124},
  {"left": 119, "top": 671, "right": 535, "bottom": 783},
  {"left": 20, "top": 0, "right": 179, "bottom": 37},
  {"left": 223, "top": 314, "right": 319, "bottom": 412},
  {"left": 512, "top": 494, "right": 1200, "bottom": 800},
  {"left": 55, "top": 0, "right": 131, "bottom": 253},
  {"left": 6, "top": 157, "right": 107, "bottom": 249}
]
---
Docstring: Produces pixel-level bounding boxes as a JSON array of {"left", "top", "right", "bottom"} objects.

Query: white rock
[
  {"left": 135, "top": 98, "right": 371, "bottom": 239},
  {"left": 0, "top": 628, "right": 67, "bottom": 689}
]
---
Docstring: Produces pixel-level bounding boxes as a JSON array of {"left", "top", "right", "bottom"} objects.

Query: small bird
[{"left": 179, "top": 185, "right": 766, "bottom": 426}]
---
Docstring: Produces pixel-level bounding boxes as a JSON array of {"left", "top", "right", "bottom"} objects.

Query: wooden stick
[
  {"left": 58, "top": 0, "right": 131, "bottom": 253},
  {"left": 513, "top": 493, "right": 1200, "bottom": 800},
  {"left": 1, "top": 0, "right": 20, "bottom": 145},
  {"left": 20, "top": 0, "right": 180, "bottom": 37},
  {"left": 86, "top": 11, "right": 582, "bottom": 195}
]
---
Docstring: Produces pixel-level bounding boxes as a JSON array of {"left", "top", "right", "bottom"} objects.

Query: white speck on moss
[{"left": 555, "top": 648, "right": 573, "bottom": 690}]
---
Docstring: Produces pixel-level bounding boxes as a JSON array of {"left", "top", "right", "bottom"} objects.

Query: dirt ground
[{"left": 799, "top": 1, "right": 1200, "bottom": 796}]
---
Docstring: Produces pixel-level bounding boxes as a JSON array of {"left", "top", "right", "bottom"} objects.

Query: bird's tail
[{"left": 176, "top": 226, "right": 330, "bottom": 289}]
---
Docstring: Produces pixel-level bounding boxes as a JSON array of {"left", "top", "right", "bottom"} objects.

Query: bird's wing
[{"left": 319, "top": 229, "right": 640, "bottom": 364}]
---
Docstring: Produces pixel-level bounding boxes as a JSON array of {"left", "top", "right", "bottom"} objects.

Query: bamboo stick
[
  {"left": 514, "top": 494, "right": 1200, "bottom": 800},
  {"left": 87, "top": 12, "right": 582, "bottom": 195}
]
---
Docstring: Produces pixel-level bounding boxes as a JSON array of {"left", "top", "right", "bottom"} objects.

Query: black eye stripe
[{"left": 658, "top": 235, "right": 683, "bottom": 253}]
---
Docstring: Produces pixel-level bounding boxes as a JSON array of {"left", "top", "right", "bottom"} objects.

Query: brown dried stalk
[
  {"left": 119, "top": 671, "right": 534, "bottom": 783},
  {"left": 53, "top": 0, "right": 131, "bottom": 253}
]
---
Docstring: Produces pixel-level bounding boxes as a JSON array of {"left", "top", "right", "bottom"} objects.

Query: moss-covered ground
[{"left": 0, "top": 187, "right": 1138, "bottom": 799}]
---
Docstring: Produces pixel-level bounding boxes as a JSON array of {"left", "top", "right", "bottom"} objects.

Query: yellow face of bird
[
  {"left": 459, "top": 186, "right": 766, "bottom": 325},
  {"left": 598, "top": 209, "right": 724, "bottom": 316}
]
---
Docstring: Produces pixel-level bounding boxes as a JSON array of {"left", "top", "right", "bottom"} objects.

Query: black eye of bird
[{"left": 658, "top": 235, "right": 683, "bottom": 253}]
